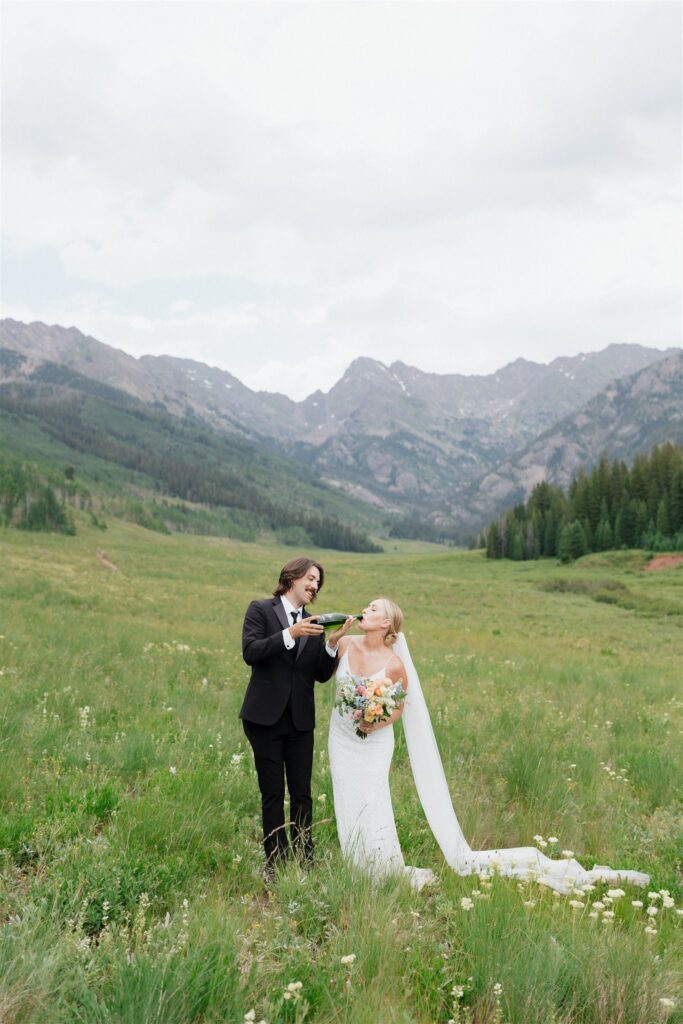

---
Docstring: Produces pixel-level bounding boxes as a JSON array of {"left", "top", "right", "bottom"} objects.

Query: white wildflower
[
  {"left": 284, "top": 981, "right": 303, "bottom": 1002},
  {"left": 569, "top": 900, "right": 585, "bottom": 910},
  {"left": 340, "top": 954, "right": 356, "bottom": 964},
  {"left": 632, "top": 900, "right": 644, "bottom": 908},
  {"left": 460, "top": 897, "right": 474, "bottom": 911},
  {"left": 169, "top": 766, "right": 177, "bottom": 775}
]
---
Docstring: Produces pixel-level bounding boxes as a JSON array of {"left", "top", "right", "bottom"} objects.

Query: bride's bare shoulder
[
  {"left": 387, "top": 653, "right": 407, "bottom": 686},
  {"left": 337, "top": 636, "right": 357, "bottom": 657}
]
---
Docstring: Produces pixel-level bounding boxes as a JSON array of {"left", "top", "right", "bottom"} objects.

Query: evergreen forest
[{"left": 485, "top": 443, "right": 683, "bottom": 562}]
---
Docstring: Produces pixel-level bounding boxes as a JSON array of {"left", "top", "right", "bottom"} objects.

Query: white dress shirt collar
[{"left": 281, "top": 594, "right": 303, "bottom": 621}]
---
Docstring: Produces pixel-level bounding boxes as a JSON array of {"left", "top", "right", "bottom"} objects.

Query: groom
[{"left": 240, "top": 557, "right": 350, "bottom": 876}]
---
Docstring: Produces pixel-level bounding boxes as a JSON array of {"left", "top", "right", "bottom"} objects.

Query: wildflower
[
  {"left": 244, "top": 1013, "right": 256, "bottom": 1023},
  {"left": 561, "top": 850, "right": 575, "bottom": 858},
  {"left": 547, "top": 837, "right": 558, "bottom": 845},
  {"left": 533, "top": 835, "right": 544, "bottom": 843},
  {"left": 645, "top": 926, "right": 658, "bottom": 936},
  {"left": 569, "top": 900, "right": 585, "bottom": 910},
  {"left": 602, "top": 910, "right": 615, "bottom": 920},
  {"left": 592, "top": 901, "right": 605, "bottom": 911},
  {"left": 588, "top": 912, "right": 599, "bottom": 919},
  {"left": 452, "top": 985, "right": 465, "bottom": 998},
  {"left": 493, "top": 982, "right": 503, "bottom": 997},
  {"left": 523, "top": 900, "right": 536, "bottom": 908},
  {"left": 607, "top": 889, "right": 625, "bottom": 899},
  {"left": 662, "top": 895, "right": 675, "bottom": 908},
  {"left": 340, "top": 954, "right": 356, "bottom": 964},
  {"left": 283, "top": 981, "right": 303, "bottom": 1002},
  {"left": 632, "top": 900, "right": 644, "bottom": 908},
  {"left": 460, "top": 897, "right": 474, "bottom": 911},
  {"left": 649, "top": 892, "right": 661, "bottom": 901},
  {"left": 538, "top": 839, "right": 548, "bottom": 848},
  {"left": 659, "top": 998, "right": 676, "bottom": 1010},
  {"left": 647, "top": 906, "right": 659, "bottom": 917},
  {"left": 318, "top": 793, "right": 326, "bottom": 802},
  {"left": 169, "top": 766, "right": 177, "bottom": 775},
  {"left": 231, "top": 753, "right": 244, "bottom": 766}
]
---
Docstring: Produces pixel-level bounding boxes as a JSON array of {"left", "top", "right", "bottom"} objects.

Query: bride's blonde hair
[{"left": 377, "top": 597, "right": 403, "bottom": 647}]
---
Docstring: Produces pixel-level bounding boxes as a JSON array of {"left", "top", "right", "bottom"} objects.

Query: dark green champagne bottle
[{"left": 315, "top": 612, "right": 363, "bottom": 630}]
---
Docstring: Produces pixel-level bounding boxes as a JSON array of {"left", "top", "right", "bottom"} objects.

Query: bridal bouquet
[{"left": 335, "top": 674, "right": 406, "bottom": 739}]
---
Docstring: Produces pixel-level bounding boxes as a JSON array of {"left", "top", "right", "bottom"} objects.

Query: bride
[{"left": 327, "top": 598, "right": 649, "bottom": 894}]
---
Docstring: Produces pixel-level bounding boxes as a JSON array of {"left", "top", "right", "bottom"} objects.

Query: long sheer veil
[{"left": 393, "top": 632, "right": 649, "bottom": 894}]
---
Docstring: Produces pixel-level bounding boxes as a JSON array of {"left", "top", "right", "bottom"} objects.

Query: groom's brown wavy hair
[{"left": 273, "top": 557, "right": 325, "bottom": 600}]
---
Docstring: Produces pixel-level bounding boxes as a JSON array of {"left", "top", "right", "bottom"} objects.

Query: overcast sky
[{"left": 2, "top": 1, "right": 681, "bottom": 400}]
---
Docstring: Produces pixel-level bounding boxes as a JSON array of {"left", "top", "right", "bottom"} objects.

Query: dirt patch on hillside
[
  {"left": 96, "top": 549, "right": 119, "bottom": 572},
  {"left": 643, "top": 555, "right": 683, "bottom": 572}
]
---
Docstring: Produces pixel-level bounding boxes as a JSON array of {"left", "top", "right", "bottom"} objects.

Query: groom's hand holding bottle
[
  {"left": 288, "top": 616, "right": 324, "bottom": 639},
  {"left": 288, "top": 614, "right": 356, "bottom": 647}
]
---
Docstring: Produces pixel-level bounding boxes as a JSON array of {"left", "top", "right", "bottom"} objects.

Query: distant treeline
[
  {"left": 483, "top": 443, "right": 683, "bottom": 561},
  {"left": 0, "top": 456, "right": 85, "bottom": 534},
  {"left": 0, "top": 376, "right": 382, "bottom": 552}
]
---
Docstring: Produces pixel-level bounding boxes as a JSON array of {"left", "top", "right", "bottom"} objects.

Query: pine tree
[
  {"left": 656, "top": 496, "right": 671, "bottom": 537},
  {"left": 558, "top": 524, "right": 573, "bottom": 563},
  {"left": 569, "top": 520, "right": 588, "bottom": 560},
  {"left": 486, "top": 521, "right": 502, "bottom": 559}
]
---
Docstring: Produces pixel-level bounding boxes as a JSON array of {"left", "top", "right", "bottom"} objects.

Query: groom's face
[{"left": 289, "top": 566, "right": 321, "bottom": 608}]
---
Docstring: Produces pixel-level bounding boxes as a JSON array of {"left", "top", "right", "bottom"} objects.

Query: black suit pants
[{"left": 242, "top": 702, "right": 315, "bottom": 866}]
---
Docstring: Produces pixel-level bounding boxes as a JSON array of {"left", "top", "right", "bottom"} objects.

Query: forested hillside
[
  {"left": 484, "top": 443, "right": 683, "bottom": 561},
  {"left": 0, "top": 367, "right": 383, "bottom": 551}
]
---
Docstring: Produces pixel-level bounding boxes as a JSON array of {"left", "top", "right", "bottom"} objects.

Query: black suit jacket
[{"left": 239, "top": 597, "right": 336, "bottom": 730}]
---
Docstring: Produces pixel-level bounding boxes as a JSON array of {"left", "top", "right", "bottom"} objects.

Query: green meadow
[{"left": 1, "top": 521, "right": 681, "bottom": 1023}]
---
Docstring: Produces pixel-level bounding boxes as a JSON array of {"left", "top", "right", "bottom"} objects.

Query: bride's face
[{"left": 359, "top": 599, "right": 389, "bottom": 633}]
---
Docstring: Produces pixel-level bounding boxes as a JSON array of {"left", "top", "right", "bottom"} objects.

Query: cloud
[{"left": 1, "top": 1, "right": 680, "bottom": 399}]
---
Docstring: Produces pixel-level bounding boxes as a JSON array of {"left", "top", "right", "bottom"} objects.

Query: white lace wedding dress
[{"left": 328, "top": 634, "right": 650, "bottom": 895}]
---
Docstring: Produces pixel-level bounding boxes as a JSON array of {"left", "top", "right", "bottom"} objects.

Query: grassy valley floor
[{"left": 0, "top": 522, "right": 681, "bottom": 1023}]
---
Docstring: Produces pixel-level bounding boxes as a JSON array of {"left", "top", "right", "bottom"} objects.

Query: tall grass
[{"left": 1, "top": 521, "right": 681, "bottom": 1022}]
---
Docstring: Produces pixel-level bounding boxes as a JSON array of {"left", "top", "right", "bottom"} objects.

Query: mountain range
[{"left": 1, "top": 317, "right": 681, "bottom": 540}]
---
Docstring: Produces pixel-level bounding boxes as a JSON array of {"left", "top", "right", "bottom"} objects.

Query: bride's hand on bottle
[{"left": 327, "top": 615, "right": 357, "bottom": 648}]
